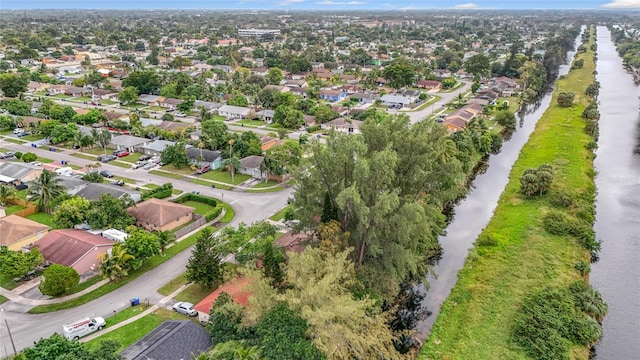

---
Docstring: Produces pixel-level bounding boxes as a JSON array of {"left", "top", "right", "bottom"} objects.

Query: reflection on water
[{"left": 590, "top": 26, "right": 640, "bottom": 360}]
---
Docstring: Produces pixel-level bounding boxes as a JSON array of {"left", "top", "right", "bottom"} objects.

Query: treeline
[
  {"left": 611, "top": 25, "right": 640, "bottom": 73},
  {"left": 543, "top": 26, "right": 582, "bottom": 80}
]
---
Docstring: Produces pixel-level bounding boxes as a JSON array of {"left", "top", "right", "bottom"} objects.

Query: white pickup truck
[{"left": 62, "top": 317, "right": 106, "bottom": 340}]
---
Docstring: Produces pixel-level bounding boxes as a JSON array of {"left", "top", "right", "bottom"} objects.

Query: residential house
[
  {"left": 110, "top": 135, "right": 149, "bottom": 152},
  {"left": 186, "top": 148, "right": 222, "bottom": 170},
  {"left": 283, "top": 80, "right": 307, "bottom": 88},
  {"left": 137, "top": 94, "right": 165, "bottom": 106},
  {"left": 238, "top": 155, "right": 266, "bottom": 180},
  {"left": 212, "top": 65, "right": 233, "bottom": 73},
  {"left": 260, "top": 136, "right": 282, "bottom": 152},
  {"left": 331, "top": 105, "right": 349, "bottom": 117},
  {"left": 417, "top": 80, "right": 442, "bottom": 91},
  {"left": 255, "top": 109, "right": 275, "bottom": 123},
  {"left": 138, "top": 140, "right": 179, "bottom": 156},
  {"left": 45, "top": 85, "right": 68, "bottom": 95},
  {"left": 64, "top": 86, "right": 91, "bottom": 97},
  {"left": 321, "top": 118, "right": 363, "bottom": 134},
  {"left": 290, "top": 72, "right": 308, "bottom": 81},
  {"left": 0, "top": 215, "right": 50, "bottom": 251},
  {"left": 311, "top": 62, "right": 325, "bottom": 69},
  {"left": 380, "top": 94, "right": 411, "bottom": 108},
  {"left": 0, "top": 162, "right": 42, "bottom": 183},
  {"left": 120, "top": 321, "right": 212, "bottom": 360},
  {"left": 218, "top": 105, "right": 251, "bottom": 120},
  {"left": 339, "top": 74, "right": 358, "bottom": 84},
  {"left": 433, "top": 69, "right": 453, "bottom": 79},
  {"left": 443, "top": 117, "right": 467, "bottom": 133},
  {"left": 303, "top": 115, "right": 317, "bottom": 128},
  {"left": 316, "top": 72, "right": 334, "bottom": 81},
  {"left": 91, "top": 89, "right": 118, "bottom": 100},
  {"left": 160, "top": 98, "right": 183, "bottom": 110},
  {"left": 27, "top": 82, "right": 49, "bottom": 93},
  {"left": 467, "top": 98, "right": 490, "bottom": 106},
  {"left": 263, "top": 85, "right": 290, "bottom": 93},
  {"left": 34, "top": 229, "right": 114, "bottom": 275},
  {"left": 72, "top": 183, "right": 142, "bottom": 203},
  {"left": 289, "top": 87, "right": 308, "bottom": 98},
  {"left": 194, "top": 100, "right": 223, "bottom": 112},
  {"left": 339, "top": 85, "right": 359, "bottom": 94},
  {"left": 194, "top": 277, "right": 252, "bottom": 324},
  {"left": 274, "top": 231, "right": 312, "bottom": 255},
  {"left": 350, "top": 92, "right": 379, "bottom": 104},
  {"left": 127, "top": 198, "right": 195, "bottom": 232},
  {"left": 477, "top": 89, "right": 500, "bottom": 101},
  {"left": 319, "top": 90, "right": 346, "bottom": 103},
  {"left": 250, "top": 68, "right": 269, "bottom": 76}
]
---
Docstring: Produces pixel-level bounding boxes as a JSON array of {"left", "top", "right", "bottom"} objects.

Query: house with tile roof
[
  {"left": 0, "top": 215, "right": 50, "bottom": 251},
  {"left": 194, "top": 277, "right": 252, "bottom": 324},
  {"left": 127, "top": 198, "right": 195, "bottom": 232},
  {"left": 34, "top": 229, "right": 113, "bottom": 274},
  {"left": 120, "top": 320, "right": 212, "bottom": 360}
]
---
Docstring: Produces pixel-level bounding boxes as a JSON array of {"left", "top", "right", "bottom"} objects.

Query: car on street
[
  {"left": 172, "top": 302, "right": 197, "bottom": 317},
  {"left": 98, "top": 154, "right": 117, "bottom": 163},
  {"left": 99, "top": 170, "right": 114, "bottom": 178}
]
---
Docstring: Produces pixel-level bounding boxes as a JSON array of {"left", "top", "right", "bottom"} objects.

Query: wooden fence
[
  {"left": 174, "top": 214, "right": 207, "bottom": 239},
  {"left": 12, "top": 199, "right": 37, "bottom": 217}
]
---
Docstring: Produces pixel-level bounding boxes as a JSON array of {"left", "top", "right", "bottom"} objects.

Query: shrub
[
  {"left": 22, "top": 152, "right": 37, "bottom": 163},
  {"left": 574, "top": 261, "right": 590, "bottom": 276},
  {"left": 142, "top": 182, "right": 173, "bottom": 200},
  {"left": 14, "top": 151, "right": 23, "bottom": 159},
  {"left": 557, "top": 92, "right": 575, "bottom": 107},
  {"left": 39, "top": 264, "right": 79, "bottom": 296},
  {"left": 174, "top": 193, "right": 218, "bottom": 208},
  {"left": 549, "top": 190, "right": 573, "bottom": 208},
  {"left": 205, "top": 207, "right": 223, "bottom": 222}
]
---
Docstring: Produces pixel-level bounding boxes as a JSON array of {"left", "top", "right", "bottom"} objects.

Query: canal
[
  {"left": 415, "top": 29, "right": 583, "bottom": 337},
  {"left": 590, "top": 26, "right": 640, "bottom": 360}
]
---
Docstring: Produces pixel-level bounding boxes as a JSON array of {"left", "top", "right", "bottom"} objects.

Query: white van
[
  {"left": 54, "top": 167, "right": 73, "bottom": 176},
  {"left": 62, "top": 317, "right": 106, "bottom": 340}
]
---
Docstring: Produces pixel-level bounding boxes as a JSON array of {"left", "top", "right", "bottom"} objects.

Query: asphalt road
[
  {"left": 393, "top": 81, "right": 473, "bottom": 124},
  {"left": 0, "top": 140, "right": 292, "bottom": 358}
]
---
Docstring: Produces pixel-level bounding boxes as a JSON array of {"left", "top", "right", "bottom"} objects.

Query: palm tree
[
  {"left": 72, "top": 131, "right": 85, "bottom": 150},
  {"left": 223, "top": 156, "right": 241, "bottom": 184},
  {"left": 206, "top": 341, "right": 262, "bottom": 360},
  {"left": 156, "top": 231, "right": 176, "bottom": 256},
  {"left": 0, "top": 184, "right": 17, "bottom": 206},
  {"left": 99, "top": 245, "right": 135, "bottom": 281},
  {"left": 31, "top": 170, "right": 64, "bottom": 213}
]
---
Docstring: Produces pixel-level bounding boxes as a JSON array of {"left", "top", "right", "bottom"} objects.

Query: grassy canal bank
[{"left": 420, "top": 27, "right": 603, "bottom": 360}]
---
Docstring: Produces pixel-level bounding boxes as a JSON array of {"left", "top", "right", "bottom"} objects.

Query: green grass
[
  {"left": 174, "top": 283, "right": 210, "bottom": 305},
  {"left": 104, "top": 305, "right": 149, "bottom": 327},
  {"left": 58, "top": 276, "right": 102, "bottom": 297},
  {"left": 5, "top": 204, "right": 26, "bottom": 215},
  {"left": 25, "top": 213, "right": 56, "bottom": 228},
  {"left": 146, "top": 106, "right": 166, "bottom": 111},
  {"left": 269, "top": 205, "right": 292, "bottom": 222},
  {"left": 109, "top": 161, "right": 133, "bottom": 169},
  {"left": 157, "top": 273, "right": 188, "bottom": 296},
  {"left": 16, "top": 189, "right": 28, "bottom": 200},
  {"left": 172, "top": 189, "right": 183, "bottom": 195},
  {"left": 68, "top": 96, "right": 92, "bottom": 102},
  {"left": 82, "top": 147, "right": 110, "bottom": 156},
  {"left": 212, "top": 115, "right": 226, "bottom": 121},
  {"left": 420, "top": 29, "right": 598, "bottom": 360},
  {"left": 71, "top": 153, "right": 99, "bottom": 161},
  {"left": 218, "top": 202, "right": 235, "bottom": 223},
  {"left": 183, "top": 200, "right": 216, "bottom": 216},
  {"left": 83, "top": 308, "right": 189, "bottom": 352},
  {"left": 119, "top": 153, "right": 143, "bottom": 163},
  {"left": 28, "top": 227, "right": 207, "bottom": 314},
  {"left": 37, "top": 156, "right": 54, "bottom": 163},
  {"left": 159, "top": 164, "right": 195, "bottom": 175},
  {"left": 251, "top": 180, "right": 280, "bottom": 188},
  {"left": 120, "top": 103, "right": 145, "bottom": 109},
  {"left": 1, "top": 273, "right": 20, "bottom": 290},
  {"left": 238, "top": 119, "right": 267, "bottom": 127},
  {"left": 0, "top": 295, "right": 8, "bottom": 304},
  {"left": 51, "top": 94, "right": 71, "bottom": 99},
  {"left": 149, "top": 170, "right": 185, "bottom": 179},
  {"left": 189, "top": 178, "right": 232, "bottom": 190},
  {"left": 145, "top": 183, "right": 159, "bottom": 189},
  {"left": 245, "top": 187, "right": 284, "bottom": 193},
  {"left": 200, "top": 170, "right": 250, "bottom": 185},
  {"left": 4, "top": 138, "right": 25, "bottom": 144}
]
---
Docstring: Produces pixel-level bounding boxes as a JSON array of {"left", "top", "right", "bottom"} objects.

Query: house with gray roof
[
  {"left": 0, "top": 162, "right": 42, "bottom": 183},
  {"left": 72, "top": 182, "right": 141, "bottom": 203},
  {"left": 137, "top": 94, "right": 164, "bottom": 106},
  {"left": 218, "top": 105, "right": 251, "bottom": 119},
  {"left": 238, "top": 155, "right": 266, "bottom": 180},
  {"left": 138, "top": 140, "right": 177, "bottom": 156},
  {"left": 255, "top": 109, "right": 275, "bottom": 123},
  {"left": 186, "top": 148, "right": 222, "bottom": 170},
  {"left": 120, "top": 320, "right": 212, "bottom": 360},
  {"left": 110, "top": 135, "right": 150, "bottom": 152},
  {"left": 194, "top": 100, "right": 223, "bottom": 112},
  {"left": 380, "top": 94, "right": 411, "bottom": 107}
]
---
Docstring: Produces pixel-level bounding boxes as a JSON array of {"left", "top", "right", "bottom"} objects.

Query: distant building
[{"left": 238, "top": 29, "right": 281, "bottom": 38}]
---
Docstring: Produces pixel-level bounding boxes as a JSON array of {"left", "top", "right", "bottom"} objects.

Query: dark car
[
  {"left": 98, "top": 155, "right": 117, "bottom": 163},
  {"left": 13, "top": 270, "right": 37, "bottom": 282},
  {"left": 15, "top": 183, "right": 28, "bottom": 191},
  {"left": 99, "top": 170, "right": 114, "bottom": 178},
  {"left": 138, "top": 154, "right": 152, "bottom": 161}
]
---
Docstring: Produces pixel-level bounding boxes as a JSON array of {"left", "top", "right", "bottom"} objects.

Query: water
[
  {"left": 590, "top": 26, "right": 640, "bottom": 359},
  {"left": 415, "top": 29, "right": 583, "bottom": 337}
]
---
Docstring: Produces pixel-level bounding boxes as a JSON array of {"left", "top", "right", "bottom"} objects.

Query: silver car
[{"left": 172, "top": 302, "right": 197, "bottom": 317}]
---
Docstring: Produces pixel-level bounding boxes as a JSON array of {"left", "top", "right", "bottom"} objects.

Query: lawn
[
  {"left": 3, "top": 138, "right": 24, "bottom": 144},
  {"left": 420, "top": 29, "right": 598, "bottom": 360},
  {"left": 159, "top": 164, "right": 195, "bottom": 175},
  {"left": 71, "top": 153, "right": 100, "bottom": 161},
  {"left": 172, "top": 189, "right": 183, "bottom": 195},
  {"left": 189, "top": 178, "right": 232, "bottom": 190},
  {"left": 251, "top": 180, "right": 280, "bottom": 188},
  {"left": 183, "top": 200, "right": 216, "bottom": 216},
  {"left": 149, "top": 169, "right": 185, "bottom": 180},
  {"left": 120, "top": 103, "right": 146, "bottom": 109},
  {"left": 26, "top": 213, "right": 56, "bottom": 228},
  {"left": 28, "top": 227, "right": 208, "bottom": 314},
  {"left": 238, "top": 119, "right": 267, "bottom": 127},
  {"left": 83, "top": 308, "right": 189, "bottom": 352},
  {"left": 119, "top": 153, "right": 143, "bottom": 163},
  {"left": 0, "top": 295, "right": 8, "bottom": 304},
  {"left": 5, "top": 204, "right": 26, "bottom": 215},
  {"left": 58, "top": 276, "right": 102, "bottom": 297},
  {"left": 157, "top": 273, "right": 188, "bottom": 296},
  {"left": 82, "top": 147, "right": 110, "bottom": 156},
  {"left": 145, "top": 106, "right": 165, "bottom": 111},
  {"left": 174, "top": 283, "right": 210, "bottom": 305},
  {"left": 269, "top": 205, "right": 292, "bottom": 222},
  {"left": 200, "top": 170, "right": 250, "bottom": 185},
  {"left": 109, "top": 161, "right": 133, "bottom": 169},
  {"left": 218, "top": 202, "right": 235, "bottom": 223},
  {"left": 51, "top": 94, "right": 71, "bottom": 99}
]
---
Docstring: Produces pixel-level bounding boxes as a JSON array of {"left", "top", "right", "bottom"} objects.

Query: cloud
[
  {"left": 601, "top": 0, "right": 640, "bottom": 8},
  {"left": 453, "top": 2, "right": 480, "bottom": 9},
  {"left": 315, "top": 1, "right": 366, "bottom": 5},
  {"left": 276, "top": 0, "right": 304, "bottom": 4}
]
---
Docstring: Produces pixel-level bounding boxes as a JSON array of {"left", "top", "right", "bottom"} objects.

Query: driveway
[{"left": 0, "top": 139, "right": 292, "bottom": 357}]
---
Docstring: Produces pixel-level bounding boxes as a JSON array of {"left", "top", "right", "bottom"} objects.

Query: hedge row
[
  {"left": 142, "top": 183, "right": 173, "bottom": 200},
  {"left": 205, "top": 207, "right": 223, "bottom": 222},
  {"left": 174, "top": 193, "right": 218, "bottom": 208}
]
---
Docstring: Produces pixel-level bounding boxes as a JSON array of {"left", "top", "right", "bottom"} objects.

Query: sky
[{"left": 2, "top": 0, "right": 640, "bottom": 10}]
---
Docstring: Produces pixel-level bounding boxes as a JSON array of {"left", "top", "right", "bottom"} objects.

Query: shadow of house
[{"left": 120, "top": 320, "right": 212, "bottom": 360}]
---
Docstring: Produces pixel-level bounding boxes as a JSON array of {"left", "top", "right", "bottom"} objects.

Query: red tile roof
[{"left": 194, "top": 277, "right": 252, "bottom": 314}]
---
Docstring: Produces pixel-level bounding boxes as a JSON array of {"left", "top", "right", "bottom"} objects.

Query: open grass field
[
  {"left": 200, "top": 169, "right": 250, "bottom": 185},
  {"left": 420, "top": 30, "right": 597, "bottom": 360}
]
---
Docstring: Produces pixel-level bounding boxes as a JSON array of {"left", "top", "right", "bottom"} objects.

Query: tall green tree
[
  {"left": 161, "top": 142, "right": 189, "bottom": 168},
  {"left": 156, "top": 230, "right": 176, "bottom": 255},
  {"left": 53, "top": 197, "right": 91, "bottom": 228},
  {"left": 118, "top": 86, "right": 139, "bottom": 105},
  {"left": 0, "top": 72, "right": 28, "bottom": 97},
  {"left": 31, "top": 170, "right": 65, "bottom": 213},
  {"left": 124, "top": 228, "right": 160, "bottom": 269},
  {"left": 0, "top": 184, "right": 17, "bottom": 206},
  {"left": 99, "top": 244, "right": 134, "bottom": 281},
  {"left": 39, "top": 264, "right": 80, "bottom": 296},
  {"left": 382, "top": 58, "right": 416, "bottom": 89},
  {"left": 185, "top": 228, "right": 225, "bottom": 290}
]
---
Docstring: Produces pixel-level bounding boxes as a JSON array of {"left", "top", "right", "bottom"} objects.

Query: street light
[{"left": 1, "top": 309, "right": 17, "bottom": 356}]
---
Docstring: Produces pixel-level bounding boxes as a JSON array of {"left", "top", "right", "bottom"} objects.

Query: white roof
[
  {"left": 0, "top": 174, "right": 15, "bottom": 183},
  {"left": 218, "top": 105, "right": 250, "bottom": 115},
  {"left": 380, "top": 95, "right": 411, "bottom": 104}
]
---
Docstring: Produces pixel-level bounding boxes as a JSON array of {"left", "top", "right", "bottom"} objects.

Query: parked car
[
  {"left": 13, "top": 128, "right": 24, "bottom": 134},
  {"left": 175, "top": 112, "right": 186, "bottom": 117},
  {"left": 132, "top": 161, "right": 145, "bottom": 169},
  {"left": 196, "top": 165, "right": 210, "bottom": 174},
  {"left": 172, "top": 302, "right": 197, "bottom": 317},
  {"left": 13, "top": 270, "right": 37, "bottom": 282},
  {"left": 143, "top": 162, "right": 157, "bottom": 170},
  {"left": 98, "top": 154, "right": 117, "bottom": 163},
  {"left": 112, "top": 149, "right": 125, "bottom": 156},
  {"left": 99, "top": 170, "right": 114, "bottom": 178},
  {"left": 16, "top": 131, "right": 31, "bottom": 137},
  {"left": 138, "top": 154, "right": 152, "bottom": 161},
  {"left": 29, "top": 161, "right": 42, "bottom": 167},
  {"left": 116, "top": 150, "right": 130, "bottom": 158},
  {"left": 14, "top": 183, "right": 28, "bottom": 191},
  {"left": 111, "top": 180, "right": 124, "bottom": 186}
]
